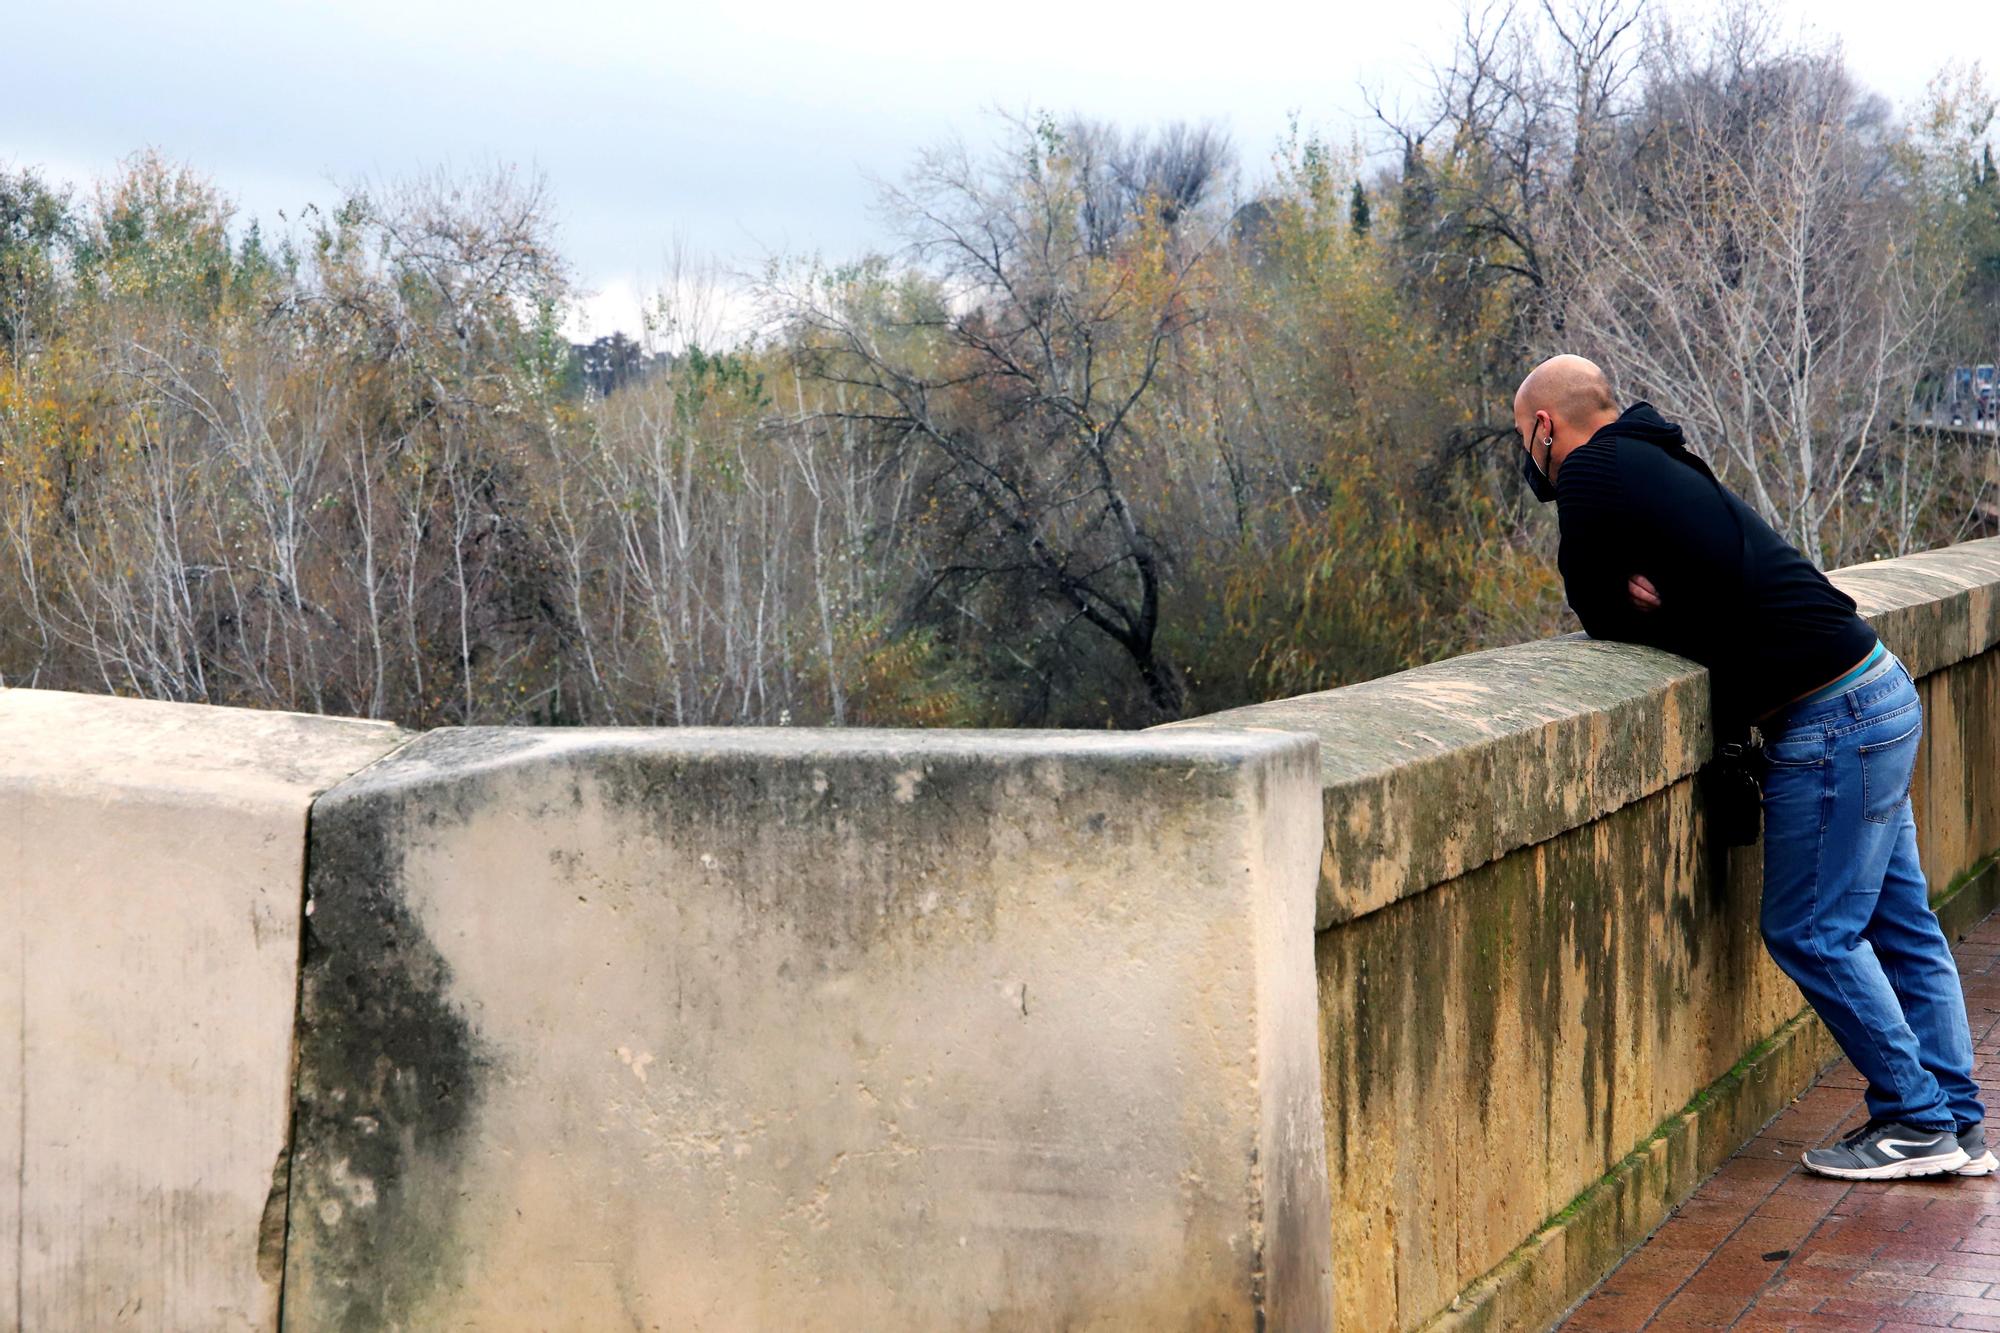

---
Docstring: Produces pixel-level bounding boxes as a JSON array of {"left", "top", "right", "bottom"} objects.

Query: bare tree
[
  {"left": 1058, "top": 116, "right": 1234, "bottom": 257},
  {"left": 1367, "top": 0, "right": 1644, "bottom": 300},
  {"left": 1547, "top": 10, "right": 1960, "bottom": 563},
  {"left": 1360, "top": 0, "right": 1646, "bottom": 480},
  {"left": 779, "top": 115, "right": 1225, "bottom": 719}
]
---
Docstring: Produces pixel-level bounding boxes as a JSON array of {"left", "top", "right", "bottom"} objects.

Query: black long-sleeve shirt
[{"left": 1554, "top": 402, "right": 1877, "bottom": 730}]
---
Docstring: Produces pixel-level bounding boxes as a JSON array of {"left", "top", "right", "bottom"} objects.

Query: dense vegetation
[{"left": 2, "top": 1, "right": 1996, "bottom": 728}]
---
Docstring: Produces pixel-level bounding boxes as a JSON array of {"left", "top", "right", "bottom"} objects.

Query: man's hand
[{"left": 1628, "top": 573, "right": 1661, "bottom": 613}]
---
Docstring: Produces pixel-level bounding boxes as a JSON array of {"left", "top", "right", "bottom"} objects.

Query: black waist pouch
[{"left": 1704, "top": 733, "right": 1766, "bottom": 847}]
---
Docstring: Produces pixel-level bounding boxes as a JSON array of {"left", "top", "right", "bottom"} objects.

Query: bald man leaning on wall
[{"left": 1513, "top": 355, "right": 1991, "bottom": 1181}]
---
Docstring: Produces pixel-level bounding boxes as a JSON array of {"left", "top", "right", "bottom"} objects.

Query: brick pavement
[{"left": 1559, "top": 905, "right": 2000, "bottom": 1331}]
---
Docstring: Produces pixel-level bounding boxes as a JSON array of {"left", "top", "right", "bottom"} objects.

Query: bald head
[
  {"left": 1513, "top": 354, "right": 1620, "bottom": 479},
  {"left": 1515, "top": 355, "right": 1616, "bottom": 427}
]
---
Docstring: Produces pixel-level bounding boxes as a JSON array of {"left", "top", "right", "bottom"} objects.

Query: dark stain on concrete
[
  {"left": 257, "top": 1144, "right": 290, "bottom": 1286},
  {"left": 283, "top": 786, "right": 489, "bottom": 1331},
  {"left": 1458, "top": 849, "right": 1522, "bottom": 1126},
  {"left": 586, "top": 744, "right": 1208, "bottom": 965}
]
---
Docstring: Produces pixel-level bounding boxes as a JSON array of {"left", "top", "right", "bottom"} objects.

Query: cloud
[{"left": 3, "top": 0, "right": 1960, "bottom": 336}]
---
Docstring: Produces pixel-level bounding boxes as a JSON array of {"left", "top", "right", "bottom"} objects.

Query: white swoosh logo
[{"left": 1878, "top": 1137, "right": 1945, "bottom": 1158}]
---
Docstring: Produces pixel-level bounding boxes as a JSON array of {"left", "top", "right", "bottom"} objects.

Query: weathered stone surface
[
  {"left": 283, "top": 726, "right": 1331, "bottom": 1331},
  {"left": 1831, "top": 536, "right": 2000, "bottom": 679},
  {"left": 1316, "top": 775, "right": 1799, "bottom": 1329},
  {"left": 1173, "top": 536, "right": 2000, "bottom": 929},
  {"left": 1433, "top": 1008, "right": 1847, "bottom": 1333},
  {"left": 0, "top": 688, "right": 404, "bottom": 1332},
  {"left": 1913, "top": 651, "right": 2000, "bottom": 902},
  {"left": 1317, "top": 737, "right": 2000, "bottom": 1332},
  {"left": 1169, "top": 637, "right": 1714, "bottom": 928}
]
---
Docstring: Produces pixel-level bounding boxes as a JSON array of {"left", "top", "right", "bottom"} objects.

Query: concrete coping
[
  {"left": 318, "top": 722, "right": 1318, "bottom": 804},
  {"left": 0, "top": 687, "right": 406, "bottom": 809},
  {"left": 1164, "top": 536, "right": 2000, "bottom": 929}
]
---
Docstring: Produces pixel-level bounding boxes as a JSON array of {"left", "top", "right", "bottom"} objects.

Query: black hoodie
[{"left": 1553, "top": 402, "right": 1878, "bottom": 730}]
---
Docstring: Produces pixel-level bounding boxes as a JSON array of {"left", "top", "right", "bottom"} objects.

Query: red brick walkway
[{"left": 1560, "top": 906, "right": 2000, "bottom": 1331}]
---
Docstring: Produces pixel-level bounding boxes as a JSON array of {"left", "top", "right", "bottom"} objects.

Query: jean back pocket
[{"left": 1859, "top": 715, "right": 1922, "bottom": 823}]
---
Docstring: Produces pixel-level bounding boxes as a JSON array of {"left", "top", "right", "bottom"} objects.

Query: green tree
[{"left": 0, "top": 167, "right": 75, "bottom": 351}]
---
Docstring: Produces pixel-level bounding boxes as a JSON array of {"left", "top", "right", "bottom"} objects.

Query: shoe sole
[
  {"left": 1801, "top": 1146, "right": 1971, "bottom": 1180},
  {"left": 1957, "top": 1150, "right": 1999, "bottom": 1177}
]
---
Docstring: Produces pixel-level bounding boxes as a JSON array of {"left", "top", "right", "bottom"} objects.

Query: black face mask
[{"left": 1521, "top": 427, "right": 1557, "bottom": 503}]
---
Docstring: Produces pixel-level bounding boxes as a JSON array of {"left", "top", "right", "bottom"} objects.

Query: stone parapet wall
[
  {"left": 7, "top": 535, "right": 2000, "bottom": 1331},
  {"left": 1168, "top": 536, "right": 2000, "bottom": 1330},
  {"left": 0, "top": 706, "right": 1328, "bottom": 1329}
]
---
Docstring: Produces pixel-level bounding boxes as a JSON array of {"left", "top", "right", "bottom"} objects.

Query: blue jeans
[{"left": 1759, "top": 649, "right": 1983, "bottom": 1132}]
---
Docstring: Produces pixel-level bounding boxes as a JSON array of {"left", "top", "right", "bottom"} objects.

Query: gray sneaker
[
  {"left": 1802, "top": 1119, "right": 1969, "bottom": 1179},
  {"left": 1957, "top": 1124, "right": 1999, "bottom": 1176}
]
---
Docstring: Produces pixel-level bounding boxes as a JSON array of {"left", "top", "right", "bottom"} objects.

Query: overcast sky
[{"left": 1, "top": 0, "right": 1981, "bottom": 338}]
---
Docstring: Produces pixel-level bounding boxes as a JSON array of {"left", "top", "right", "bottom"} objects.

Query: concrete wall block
[
  {"left": 281, "top": 726, "right": 1331, "bottom": 1331},
  {"left": 0, "top": 688, "right": 404, "bottom": 1332}
]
